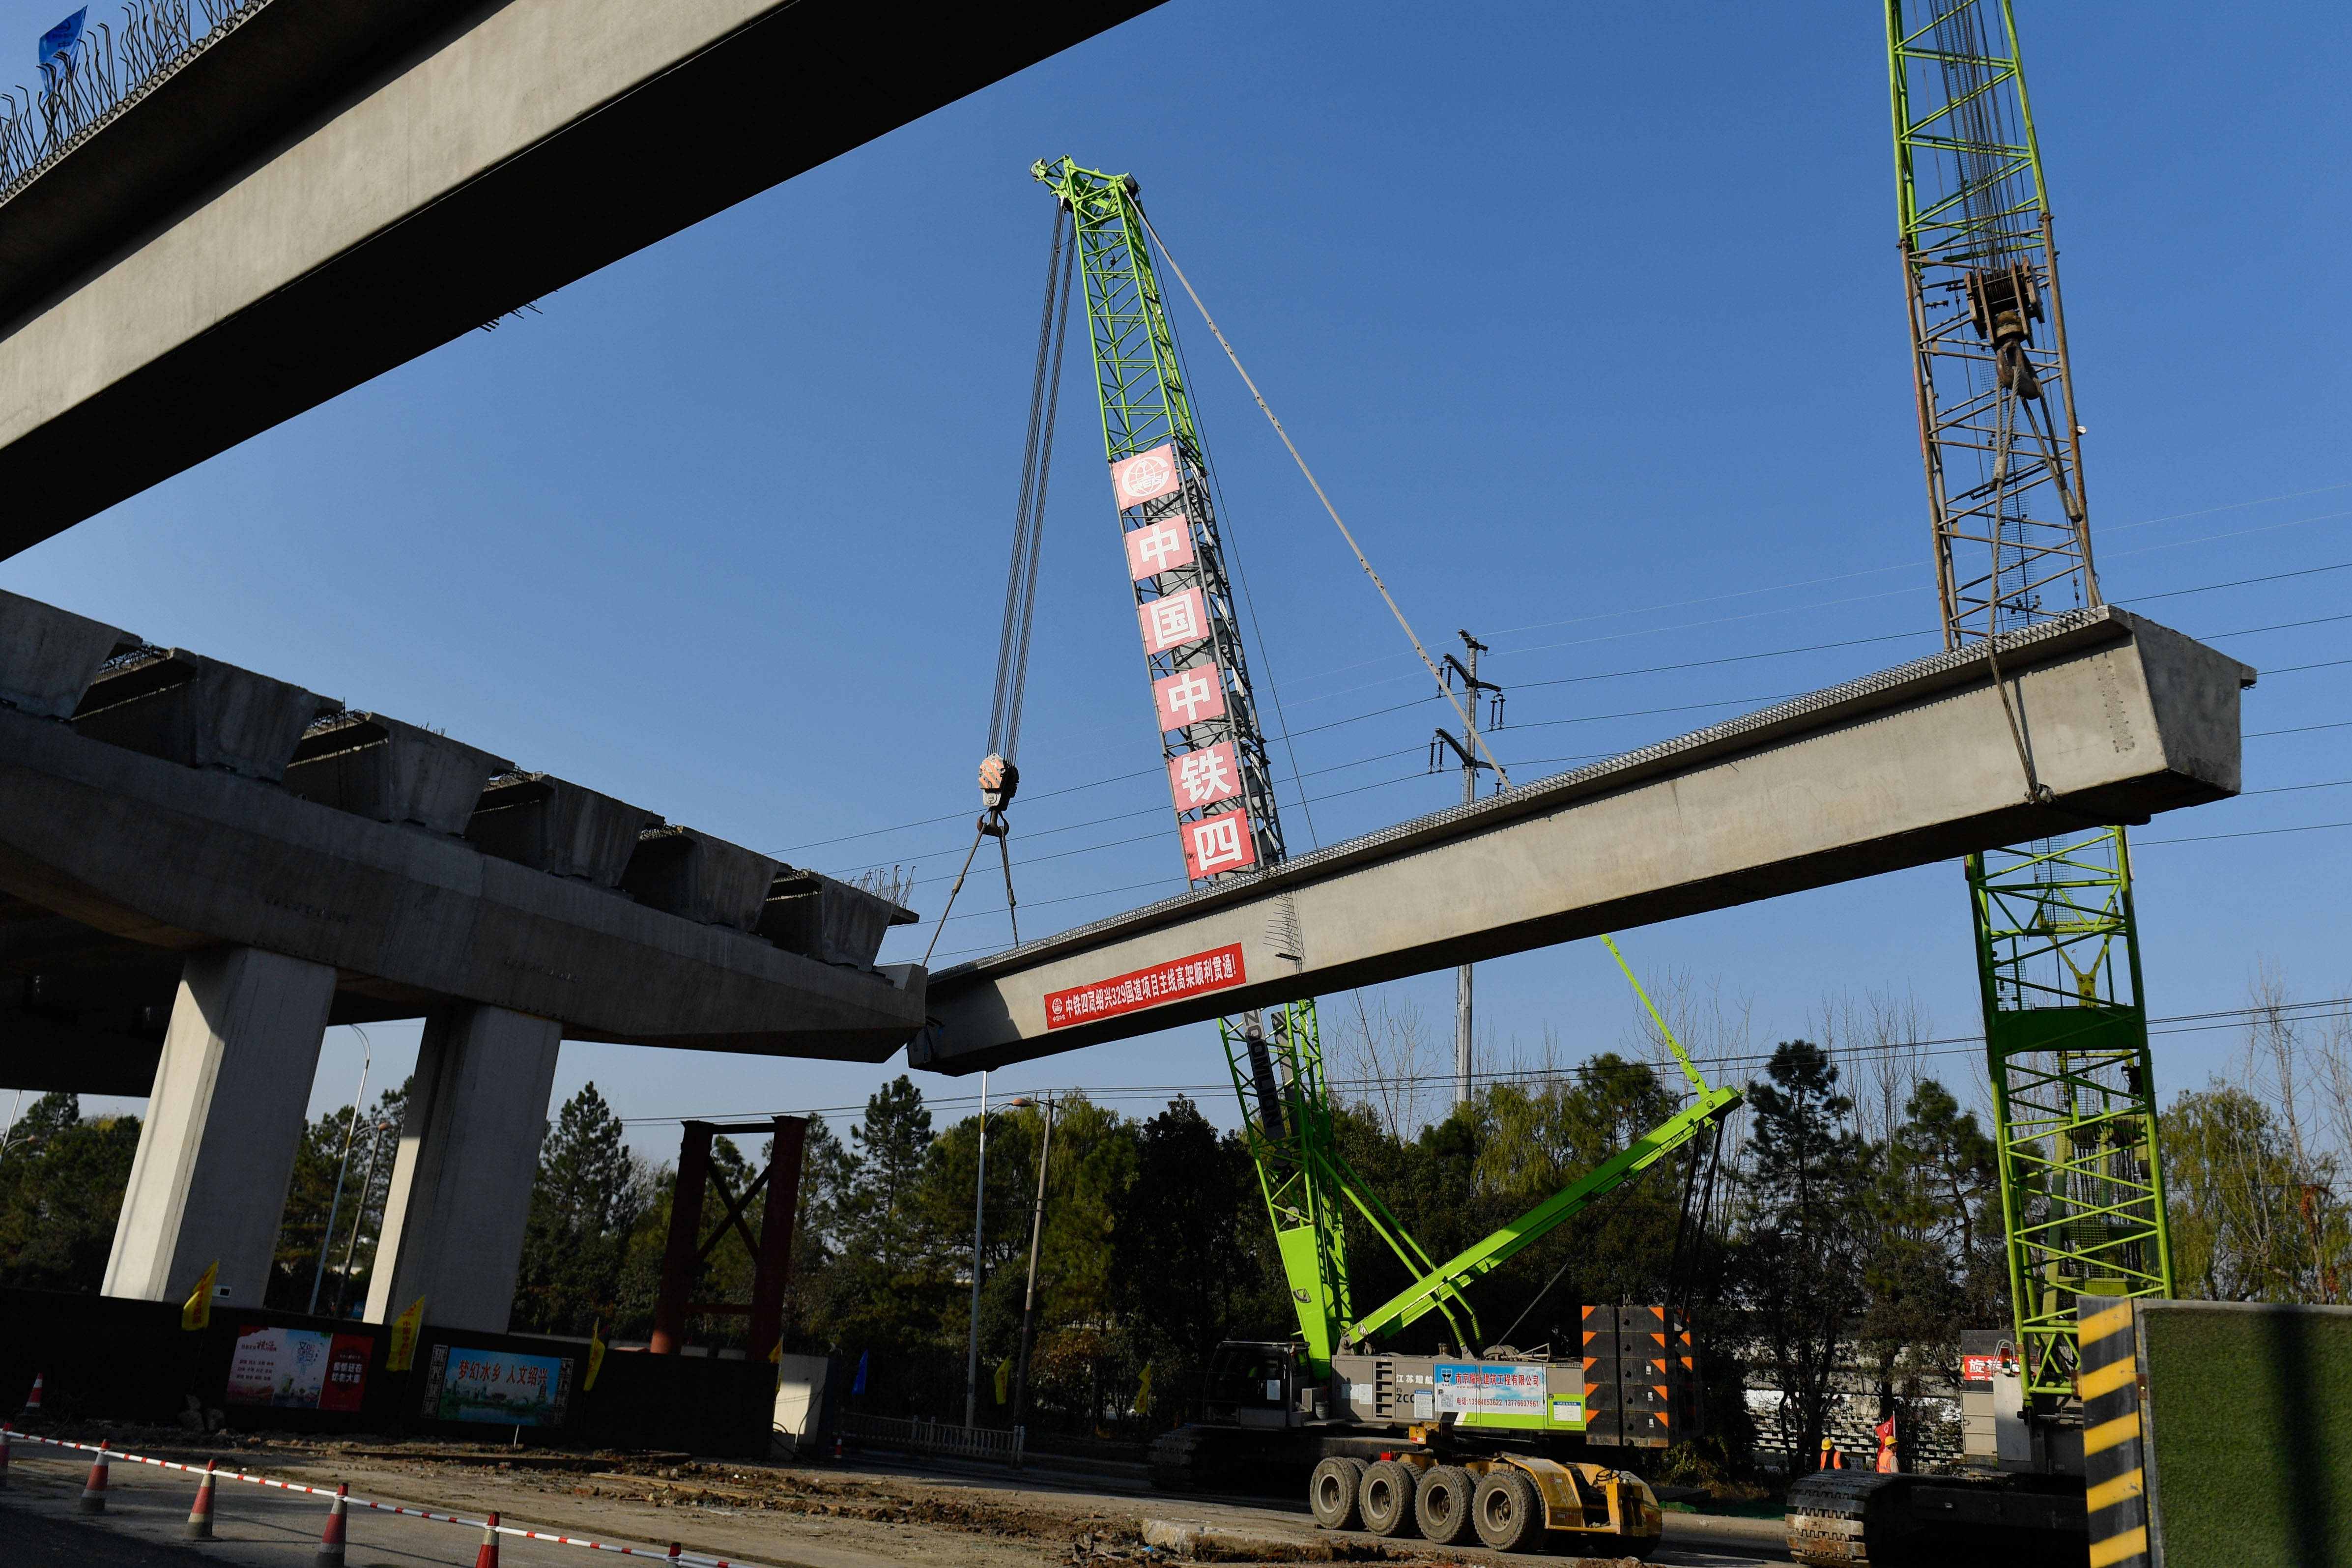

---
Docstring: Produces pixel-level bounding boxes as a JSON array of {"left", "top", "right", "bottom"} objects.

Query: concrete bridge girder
[
  {"left": 0, "top": 588, "right": 922, "bottom": 1327},
  {"left": 915, "top": 608, "right": 2254, "bottom": 1072},
  {"left": 0, "top": 0, "right": 1162, "bottom": 555}
]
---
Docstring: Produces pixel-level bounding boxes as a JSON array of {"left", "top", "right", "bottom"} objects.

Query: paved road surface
[{"left": 1, "top": 1439, "right": 1794, "bottom": 1568}]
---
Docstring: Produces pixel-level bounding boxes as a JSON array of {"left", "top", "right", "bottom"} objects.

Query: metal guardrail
[
  {"left": 838, "top": 1412, "right": 1025, "bottom": 1468},
  {"left": 0, "top": 0, "right": 267, "bottom": 200}
]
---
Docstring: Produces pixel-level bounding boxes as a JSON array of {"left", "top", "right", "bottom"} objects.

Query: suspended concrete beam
[
  {"left": 913, "top": 608, "right": 2255, "bottom": 1073},
  {"left": 0, "top": 0, "right": 1160, "bottom": 557}
]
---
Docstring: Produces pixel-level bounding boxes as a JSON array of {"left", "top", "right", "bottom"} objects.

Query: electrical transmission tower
[
  {"left": 1431, "top": 630, "right": 1503, "bottom": 1105},
  {"left": 1886, "top": 0, "right": 2173, "bottom": 1413}
]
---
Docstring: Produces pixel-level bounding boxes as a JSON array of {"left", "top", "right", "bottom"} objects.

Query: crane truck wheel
[
  {"left": 1358, "top": 1460, "right": 1419, "bottom": 1537},
  {"left": 1309, "top": 1457, "right": 1366, "bottom": 1531},
  {"left": 1413, "top": 1466, "right": 1477, "bottom": 1546},
  {"left": 1472, "top": 1468, "right": 1542, "bottom": 1552}
]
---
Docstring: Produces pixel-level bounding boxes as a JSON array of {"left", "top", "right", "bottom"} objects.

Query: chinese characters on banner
[
  {"left": 1124, "top": 514, "right": 1195, "bottom": 578},
  {"left": 1113, "top": 451, "right": 1254, "bottom": 883},
  {"left": 1182, "top": 808, "right": 1259, "bottom": 881},
  {"left": 1433, "top": 1363, "right": 1547, "bottom": 1418},
  {"left": 1168, "top": 741, "right": 1243, "bottom": 808},
  {"left": 224, "top": 1325, "right": 373, "bottom": 1411},
  {"left": 1153, "top": 665, "right": 1226, "bottom": 729},
  {"left": 1044, "top": 942, "right": 1246, "bottom": 1029},
  {"left": 1137, "top": 587, "right": 1208, "bottom": 655}
]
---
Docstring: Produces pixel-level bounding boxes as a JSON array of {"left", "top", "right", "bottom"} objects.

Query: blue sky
[{"left": 1, "top": 1, "right": 2345, "bottom": 1153}]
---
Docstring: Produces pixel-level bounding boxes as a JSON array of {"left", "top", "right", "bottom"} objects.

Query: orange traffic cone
[
  {"left": 474, "top": 1511, "right": 501, "bottom": 1568},
  {"left": 78, "top": 1440, "right": 111, "bottom": 1513},
  {"left": 20, "top": 1373, "right": 43, "bottom": 1422},
  {"left": 315, "top": 1482, "right": 348, "bottom": 1566},
  {"left": 186, "top": 1459, "right": 217, "bottom": 1539},
  {"left": 0, "top": 1423, "right": 12, "bottom": 1491}
]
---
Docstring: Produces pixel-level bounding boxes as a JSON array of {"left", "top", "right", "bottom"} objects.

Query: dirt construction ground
[{"left": 0, "top": 1431, "right": 1793, "bottom": 1568}]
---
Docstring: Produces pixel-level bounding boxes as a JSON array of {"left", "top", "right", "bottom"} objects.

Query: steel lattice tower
[
  {"left": 1034, "top": 158, "right": 1285, "bottom": 876},
  {"left": 1030, "top": 159, "right": 1470, "bottom": 1371},
  {"left": 1887, "top": 0, "right": 2174, "bottom": 1406}
]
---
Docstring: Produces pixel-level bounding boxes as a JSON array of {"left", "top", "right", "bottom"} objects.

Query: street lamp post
[
  {"left": 1010, "top": 1094, "right": 1059, "bottom": 1429},
  {"left": 330, "top": 1120, "right": 396, "bottom": 1319},
  {"left": 307, "top": 1027, "right": 372, "bottom": 1315}
]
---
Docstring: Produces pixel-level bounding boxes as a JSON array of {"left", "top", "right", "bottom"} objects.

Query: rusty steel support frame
[{"left": 649, "top": 1115, "right": 806, "bottom": 1357}]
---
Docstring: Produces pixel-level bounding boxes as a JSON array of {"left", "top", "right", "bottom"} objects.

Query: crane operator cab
[{"left": 1201, "top": 1340, "right": 1326, "bottom": 1428}]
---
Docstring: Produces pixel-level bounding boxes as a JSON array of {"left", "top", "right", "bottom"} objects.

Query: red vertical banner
[
  {"left": 1153, "top": 665, "right": 1226, "bottom": 731},
  {"left": 1181, "top": 807, "right": 1258, "bottom": 880},
  {"left": 319, "top": 1335, "right": 373, "bottom": 1412},
  {"left": 1110, "top": 444, "right": 1183, "bottom": 509},
  {"left": 1124, "top": 514, "right": 1196, "bottom": 579},
  {"left": 1168, "top": 741, "right": 1243, "bottom": 809}
]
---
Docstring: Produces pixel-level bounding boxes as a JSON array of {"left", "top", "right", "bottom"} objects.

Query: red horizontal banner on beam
[{"left": 1044, "top": 943, "right": 1245, "bottom": 1030}]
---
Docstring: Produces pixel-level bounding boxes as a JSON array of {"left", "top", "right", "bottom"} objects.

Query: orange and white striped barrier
[{"left": 11, "top": 1433, "right": 761, "bottom": 1568}]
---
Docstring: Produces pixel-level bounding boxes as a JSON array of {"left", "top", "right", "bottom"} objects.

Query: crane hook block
[{"left": 979, "top": 753, "right": 1020, "bottom": 811}]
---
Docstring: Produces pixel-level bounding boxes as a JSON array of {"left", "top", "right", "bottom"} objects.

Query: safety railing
[
  {"left": 837, "top": 1412, "right": 1024, "bottom": 1468},
  {"left": 0, "top": 0, "right": 270, "bottom": 201}
]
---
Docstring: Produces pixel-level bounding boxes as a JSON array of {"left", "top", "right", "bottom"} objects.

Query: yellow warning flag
[
  {"left": 994, "top": 1356, "right": 1012, "bottom": 1406},
  {"left": 585, "top": 1318, "right": 609, "bottom": 1391},
  {"left": 181, "top": 1261, "right": 218, "bottom": 1331},
  {"left": 1136, "top": 1362, "right": 1153, "bottom": 1417},
  {"left": 386, "top": 1297, "right": 428, "bottom": 1371}
]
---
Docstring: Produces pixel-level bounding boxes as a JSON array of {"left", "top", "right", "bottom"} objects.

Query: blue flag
[
  {"left": 851, "top": 1350, "right": 868, "bottom": 1395},
  {"left": 38, "top": 8, "right": 86, "bottom": 69}
]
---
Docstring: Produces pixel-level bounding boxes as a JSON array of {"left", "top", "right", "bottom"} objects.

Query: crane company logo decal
[
  {"left": 1044, "top": 942, "right": 1245, "bottom": 1029},
  {"left": 1111, "top": 444, "right": 1182, "bottom": 508}
]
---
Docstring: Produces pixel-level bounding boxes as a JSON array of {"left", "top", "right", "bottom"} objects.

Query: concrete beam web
[
  {"left": 914, "top": 609, "right": 2254, "bottom": 1072},
  {"left": 0, "top": 0, "right": 1161, "bottom": 555}
]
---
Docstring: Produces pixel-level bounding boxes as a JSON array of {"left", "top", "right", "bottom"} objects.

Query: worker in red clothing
[{"left": 1874, "top": 1416, "right": 1897, "bottom": 1473}]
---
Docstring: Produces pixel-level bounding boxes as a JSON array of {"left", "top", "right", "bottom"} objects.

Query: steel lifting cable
[{"left": 925, "top": 204, "right": 1076, "bottom": 966}]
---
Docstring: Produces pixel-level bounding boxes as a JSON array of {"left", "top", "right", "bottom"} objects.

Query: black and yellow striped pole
[{"left": 2078, "top": 1298, "right": 2150, "bottom": 1568}]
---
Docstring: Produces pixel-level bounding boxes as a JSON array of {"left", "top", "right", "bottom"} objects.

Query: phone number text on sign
[{"left": 1044, "top": 943, "right": 1246, "bottom": 1030}]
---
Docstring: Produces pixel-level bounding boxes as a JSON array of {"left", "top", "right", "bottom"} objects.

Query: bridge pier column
[
  {"left": 102, "top": 946, "right": 337, "bottom": 1309},
  {"left": 363, "top": 1004, "right": 562, "bottom": 1333}
]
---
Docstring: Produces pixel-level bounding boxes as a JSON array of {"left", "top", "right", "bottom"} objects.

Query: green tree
[
  {"left": 0, "top": 1093, "right": 142, "bottom": 1292},
  {"left": 1854, "top": 1079, "right": 1999, "bottom": 1461},
  {"left": 512, "top": 1083, "right": 653, "bottom": 1335},
  {"left": 850, "top": 1075, "right": 934, "bottom": 1270},
  {"left": 1734, "top": 1041, "right": 1867, "bottom": 1472}
]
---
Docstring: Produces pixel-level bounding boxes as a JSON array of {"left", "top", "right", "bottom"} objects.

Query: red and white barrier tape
[{"left": 1, "top": 1429, "right": 741, "bottom": 1567}]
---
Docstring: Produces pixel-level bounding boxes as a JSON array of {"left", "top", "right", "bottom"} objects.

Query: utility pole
[
  {"left": 1010, "top": 1095, "right": 1058, "bottom": 1429},
  {"left": 1431, "top": 630, "right": 1503, "bottom": 1107}
]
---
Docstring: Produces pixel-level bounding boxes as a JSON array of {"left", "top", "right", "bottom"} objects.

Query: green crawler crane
[
  {"left": 1036, "top": 157, "right": 1737, "bottom": 1555},
  {"left": 1158, "top": 942, "right": 1738, "bottom": 1558}
]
